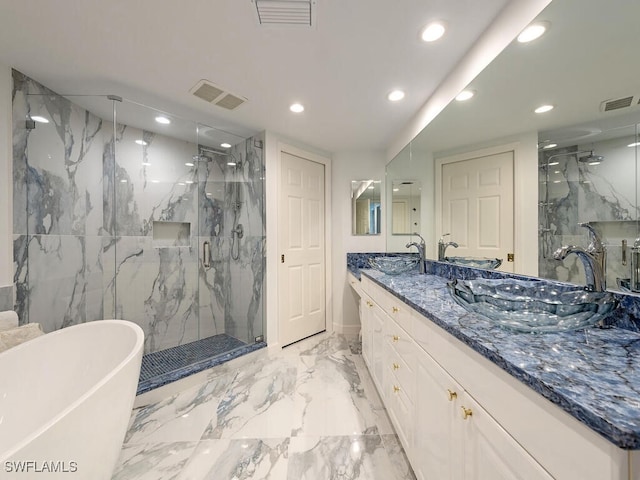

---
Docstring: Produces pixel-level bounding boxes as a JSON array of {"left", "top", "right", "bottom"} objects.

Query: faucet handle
[{"left": 439, "top": 233, "right": 451, "bottom": 243}]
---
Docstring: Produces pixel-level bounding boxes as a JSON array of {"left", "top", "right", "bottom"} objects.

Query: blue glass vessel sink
[
  {"left": 447, "top": 278, "right": 617, "bottom": 333},
  {"left": 444, "top": 256, "right": 502, "bottom": 269},
  {"left": 368, "top": 256, "right": 419, "bottom": 275}
]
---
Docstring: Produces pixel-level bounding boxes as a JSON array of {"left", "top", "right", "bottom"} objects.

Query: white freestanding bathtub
[{"left": 0, "top": 320, "right": 144, "bottom": 479}]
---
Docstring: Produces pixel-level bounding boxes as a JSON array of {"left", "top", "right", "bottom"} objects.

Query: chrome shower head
[{"left": 578, "top": 151, "right": 604, "bottom": 165}]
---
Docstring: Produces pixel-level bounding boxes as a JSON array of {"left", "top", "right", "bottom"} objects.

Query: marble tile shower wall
[{"left": 12, "top": 70, "right": 265, "bottom": 353}]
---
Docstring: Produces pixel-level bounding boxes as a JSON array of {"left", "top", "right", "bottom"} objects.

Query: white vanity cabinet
[
  {"left": 357, "top": 274, "right": 637, "bottom": 480},
  {"left": 359, "top": 290, "right": 385, "bottom": 393},
  {"left": 414, "top": 349, "right": 552, "bottom": 480},
  {"left": 383, "top": 315, "right": 415, "bottom": 451}
]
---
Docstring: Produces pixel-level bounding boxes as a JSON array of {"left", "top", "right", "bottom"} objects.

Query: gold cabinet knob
[
  {"left": 392, "top": 306, "right": 399, "bottom": 313},
  {"left": 447, "top": 389, "right": 457, "bottom": 401},
  {"left": 461, "top": 406, "right": 473, "bottom": 420},
  {"left": 392, "top": 335, "right": 399, "bottom": 342},
  {"left": 392, "top": 363, "right": 400, "bottom": 370},
  {"left": 366, "top": 301, "right": 374, "bottom": 307},
  {"left": 393, "top": 385, "right": 400, "bottom": 393}
]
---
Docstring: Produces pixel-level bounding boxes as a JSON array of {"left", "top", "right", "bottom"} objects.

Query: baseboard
[{"left": 333, "top": 322, "right": 361, "bottom": 336}]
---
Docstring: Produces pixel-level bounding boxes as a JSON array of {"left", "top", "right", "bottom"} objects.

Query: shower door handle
[{"left": 203, "top": 241, "right": 211, "bottom": 268}]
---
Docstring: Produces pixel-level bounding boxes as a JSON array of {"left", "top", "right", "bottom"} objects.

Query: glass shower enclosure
[{"left": 12, "top": 70, "right": 266, "bottom": 393}]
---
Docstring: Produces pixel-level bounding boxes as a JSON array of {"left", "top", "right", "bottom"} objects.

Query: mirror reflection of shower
[{"left": 538, "top": 148, "right": 605, "bottom": 259}]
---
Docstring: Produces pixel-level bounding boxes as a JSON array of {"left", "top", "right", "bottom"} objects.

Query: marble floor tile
[
  {"left": 381, "top": 434, "right": 418, "bottom": 480},
  {"left": 113, "top": 334, "right": 415, "bottom": 480},
  {"left": 292, "top": 352, "right": 393, "bottom": 437},
  {"left": 125, "top": 373, "right": 233, "bottom": 444},
  {"left": 287, "top": 435, "right": 397, "bottom": 480},
  {"left": 177, "top": 438, "right": 289, "bottom": 480},
  {"left": 201, "top": 355, "right": 298, "bottom": 440},
  {"left": 112, "top": 442, "right": 198, "bottom": 480}
]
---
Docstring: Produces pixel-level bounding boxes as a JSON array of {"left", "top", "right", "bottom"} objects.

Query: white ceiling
[{"left": 0, "top": 0, "right": 515, "bottom": 153}]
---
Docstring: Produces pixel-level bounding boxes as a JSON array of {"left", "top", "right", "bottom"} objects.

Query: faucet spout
[
  {"left": 553, "top": 223, "right": 607, "bottom": 291},
  {"left": 438, "top": 233, "right": 459, "bottom": 261},
  {"left": 406, "top": 232, "right": 426, "bottom": 274}
]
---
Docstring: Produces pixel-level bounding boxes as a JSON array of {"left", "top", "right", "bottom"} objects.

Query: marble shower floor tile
[{"left": 113, "top": 334, "right": 415, "bottom": 480}]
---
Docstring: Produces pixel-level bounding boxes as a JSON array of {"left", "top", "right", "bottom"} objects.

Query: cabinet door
[
  {"left": 370, "top": 304, "right": 386, "bottom": 393},
  {"left": 360, "top": 296, "right": 372, "bottom": 368},
  {"left": 414, "top": 349, "right": 462, "bottom": 480},
  {"left": 460, "top": 393, "right": 553, "bottom": 480}
]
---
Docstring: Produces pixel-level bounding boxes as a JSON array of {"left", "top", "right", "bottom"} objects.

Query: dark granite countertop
[{"left": 360, "top": 268, "right": 640, "bottom": 450}]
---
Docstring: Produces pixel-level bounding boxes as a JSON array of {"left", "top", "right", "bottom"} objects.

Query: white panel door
[
  {"left": 441, "top": 151, "right": 514, "bottom": 271},
  {"left": 279, "top": 152, "right": 326, "bottom": 346}
]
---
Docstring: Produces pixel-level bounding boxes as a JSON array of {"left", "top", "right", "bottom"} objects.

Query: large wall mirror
[
  {"left": 351, "top": 180, "right": 381, "bottom": 235},
  {"left": 386, "top": 0, "right": 640, "bottom": 293}
]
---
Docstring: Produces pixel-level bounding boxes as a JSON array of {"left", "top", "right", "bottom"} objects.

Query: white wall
[
  {"left": 0, "top": 63, "right": 12, "bottom": 289},
  {"left": 332, "top": 151, "right": 386, "bottom": 334}
]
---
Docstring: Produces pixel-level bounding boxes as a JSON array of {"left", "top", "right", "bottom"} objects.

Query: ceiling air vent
[
  {"left": 252, "top": 0, "right": 315, "bottom": 26},
  {"left": 600, "top": 96, "right": 635, "bottom": 112},
  {"left": 189, "top": 80, "right": 247, "bottom": 111}
]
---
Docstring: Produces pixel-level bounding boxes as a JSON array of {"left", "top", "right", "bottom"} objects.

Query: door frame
[
  {"left": 435, "top": 141, "right": 524, "bottom": 273},
  {"left": 270, "top": 141, "right": 332, "bottom": 349}
]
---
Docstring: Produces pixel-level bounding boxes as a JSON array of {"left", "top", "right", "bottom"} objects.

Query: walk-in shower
[{"left": 12, "top": 69, "right": 266, "bottom": 394}]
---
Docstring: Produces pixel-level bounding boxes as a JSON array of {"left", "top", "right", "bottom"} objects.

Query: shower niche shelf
[{"left": 152, "top": 221, "right": 191, "bottom": 248}]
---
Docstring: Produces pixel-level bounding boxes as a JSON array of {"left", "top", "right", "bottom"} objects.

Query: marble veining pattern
[
  {"left": 113, "top": 333, "right": 415, "bottom": 479},
  {"left": 361, "top": 268, "right": 640, "bottom": 449},
  {"left": 0, "top": 285, "right": 14, "bottom": 312}
]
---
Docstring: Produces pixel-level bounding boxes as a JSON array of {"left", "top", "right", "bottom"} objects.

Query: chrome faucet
[
  {"left": 553, "top": 223, "right": 607, "bottom": 292},
  {"left": 438, "top": 233, "right": 459, "bottom": 261},
  {"left": 406, "top": 232, "right": 426, "bottom": 274}
]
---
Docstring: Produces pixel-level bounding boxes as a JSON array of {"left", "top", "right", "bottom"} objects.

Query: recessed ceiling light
[
  {"left": 421, "top": 22, "right": 446, "bottom": 42},
  {"left": 535, "top": 104, "right": 554, "bottom": 114},
  {"left": 227, "top": 162, "right": 237, "bottom": 166},
  {"left": 185, "top": 162, "right": 194, "bottom": 167},
  {"left": 135, "top": 139, "right": 148, "bottom": 146},
  {"left": 30, "top": 115, "right": 49, "bottom": 124},
  {"left": 290, "top": 103, "right": 304, "bottom": 113},
  {"left": 548, "top": 161, "right": 560, "bottom": 166},
  {"left": 455, "top": 90, "right": 475, "bottom": 102},
  {"left": 628, "top": 142, "right": 640, "bottom": 147},
  {"left": 387, "top": 90, "right": 405, "bottom": 102},
  {"left": 221, "top": 143, "right": 232, "bottom": 148},
  {"left": 155, "top": 116, "right": 171, "bottom": 124},
  {"left": 543, "top": 143, "right": 558, "bottom": 149},
  {"left": 517, "top": 22, "right": 549, "bottom": 43}
]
